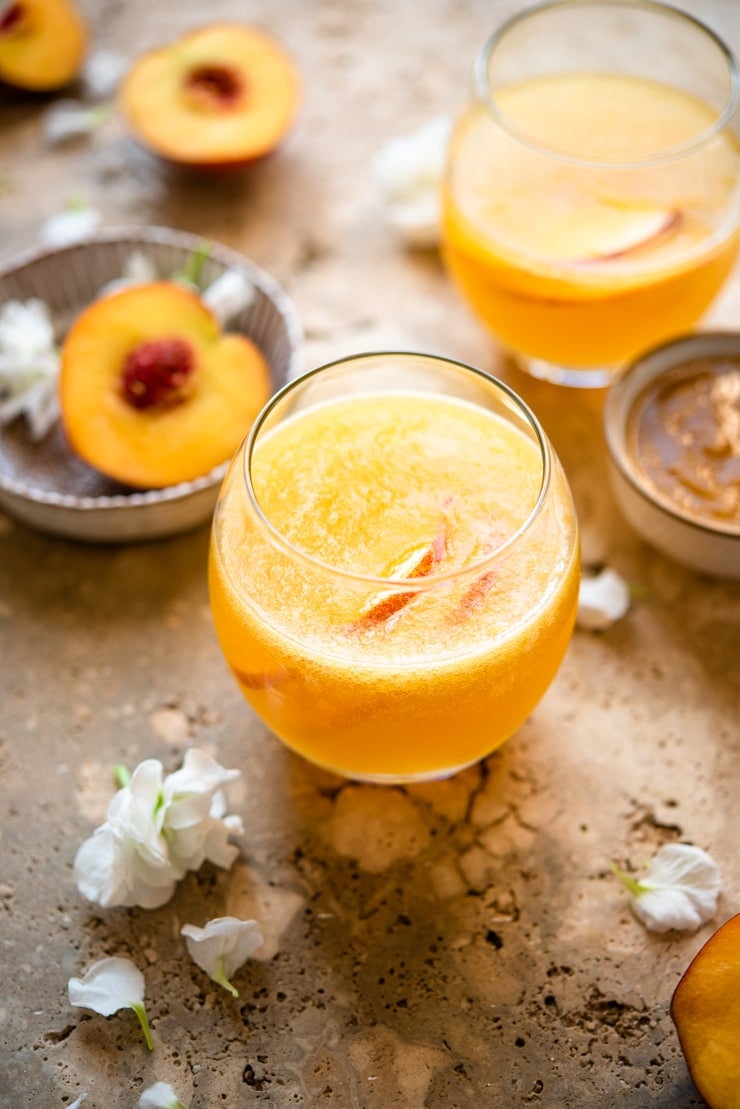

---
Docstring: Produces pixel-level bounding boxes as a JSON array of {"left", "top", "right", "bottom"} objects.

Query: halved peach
[
  {"left": 119, "top": 23, "right": 300, "bottom": 170},
  {"left": 671, "top": 913, "right": 740, "bottom": 1109},
  {"left": 59, "top": 281, "right": 271, "bottom": 489},
  {"left": 0, "top": 0, "right": 86, "bottom": 90}
]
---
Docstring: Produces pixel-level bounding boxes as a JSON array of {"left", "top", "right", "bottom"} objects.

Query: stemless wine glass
[
  {"left": 441, "top": 0, "right": 740, "bottom": 388},
  {"left": 209, "top": 352, "right": 580, "bottom": 783}
]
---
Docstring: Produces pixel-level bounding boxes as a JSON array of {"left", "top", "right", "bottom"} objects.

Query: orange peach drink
[
  {"left": 209, "top": 356, "right": 579, "bottom": 782},
  {"left": 443, "top": 72, "right": 740, "bottom": 376}
]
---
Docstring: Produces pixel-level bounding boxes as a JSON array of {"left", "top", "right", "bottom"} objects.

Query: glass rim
[
  {"left": 241, "top": 350, "right": 553, "bottom": 588},
  {"left": 473, "top": 0, "right": 740, "bottom": 170}
]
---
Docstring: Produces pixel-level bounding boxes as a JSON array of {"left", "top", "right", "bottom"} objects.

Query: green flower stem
[
  {"left": 175, "top": 241, "right": 212, "bottom": 290},
  {"left": 130, "top": 1001, "right": 154, "bottom": 1051},
  {"left": 609, "top": 861, "right": 644, "bottom": 898},
  {"left": 214, "top": 955, "right": 239, "bottom": 998},
  {"left": 113, "top": 764, "right": 132, "bottom": 789}
]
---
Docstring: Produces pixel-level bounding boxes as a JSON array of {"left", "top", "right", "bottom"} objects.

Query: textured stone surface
[{"left": 1, "top": 1, "right": 739, "bottom": 1106}]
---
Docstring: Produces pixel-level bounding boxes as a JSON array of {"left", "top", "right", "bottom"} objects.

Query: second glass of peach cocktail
[
  {"left": 209, "top": 352, "right": 579, "bottom": 783},
  {"left": 442, "top": 0, "right": 740, "bottom": 388}
]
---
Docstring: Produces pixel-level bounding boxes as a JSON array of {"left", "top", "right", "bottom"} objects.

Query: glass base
[
  {"left": 335, "top": 760, "right": 478, "bottom": 785},
  {"left": 517, "top": 354, "right": 618, "bottom": 390},
  {"left": 295, "top": 746, "right": 482, "bottom": 784}
]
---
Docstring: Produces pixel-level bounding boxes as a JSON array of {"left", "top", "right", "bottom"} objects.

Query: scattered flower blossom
[
  {"left": 39, "top": 203, "right": 102, "bottom": 248},
  {"left": 201, "top": 268, "right": 255, "bottom": 325},
  {"left": 81, "top": 50, "right": 129, "bottom": 101},
  {"left": 181, "top": 916, "right": 264, "bottom": 997},
  {"left": 68, "top": 1095, "right": 87, "bottom": 1108},
  {"left": 611, "top": 843, "right": 722, "bottom": 933},
  {"left": 372, "top": 115, "right": 453, "bottom": 247},
  {"left": 68, "top": 956, "right": 153, "bottom": 1050},
  {"left": 42, "top": 100, "right": 109, "bottom": 146},
  {"left": 139, "top": 1082, "right": 188, "bottom": 1109},
  {"left": 0, "top": 298, "right": 60, "bottom": 439},
  {"left": 98, "top": 250, "right": 158, "bottom": 298},
  {"left": 74, "top": 748, "right": 243, "bottom": 909},
  {"left": 576, "top": 566, "right": 631, "bottom": 630}
]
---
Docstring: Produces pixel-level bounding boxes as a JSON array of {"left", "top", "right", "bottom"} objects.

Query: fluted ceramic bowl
[{"left": 0, "top": 226, "right": 302, "bottom": 542}]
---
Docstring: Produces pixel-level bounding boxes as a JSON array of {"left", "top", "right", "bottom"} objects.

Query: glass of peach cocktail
[
  {"left": 442, "top": 0, "right": 740, "bottom": 389},
  {"left": 209, "top": 352, "right": 579, "bottom": 783}
]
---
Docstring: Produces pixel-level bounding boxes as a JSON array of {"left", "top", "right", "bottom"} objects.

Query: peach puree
[{"left": 209, "top": 392, "right": 579, "bottom": 779}]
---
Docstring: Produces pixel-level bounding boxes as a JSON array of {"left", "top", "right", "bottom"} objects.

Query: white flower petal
[
  {"left": 81, "top": 50, "right": 128, "bottom": 100},
  {"left": 68, "top": 956, "right": 144, "bottom": 1016},
  {"left": 24, "top": 379, "right": 60, "bottom": 440},
  {"left": 619, "top": 843, "right": 722, "bottom": 933},
  {"left": 373, "top": 115, "right": 453, "bottom": 247},
  {"left": 139, "top": 1082, "right": 187, "bottom": 1109},
  {"left": 43, "top": 100, "right": 101, "bottom": 146},
  {"left": 201, "top": 269, "right": 255, "bottom": 325},
  {"left": 577, "top": 567, "right": 631, "bottom": 630},
  {"left": 0, "top": 298, "right": 60, "bottom": 438},
  {"left": 39, "top": 207, "right": 102, "bottom": 248},
  {"left": 123, "top": 250, "right": 158, "bottom": 284},
  {"left": 68, "top": 1094, "right": 87, "bottom": 1108},
  {"left": 165, "top": 748, "right": 240, "bottom": 799},
  {"left": 182, "top": 916, "right": 264, "bottom": 987},
  {"left": 74, "top": 827, "right": 129, "bottom": 908},
  {"left": 98, "top": 251, "right": 159, "bottom": 299}
]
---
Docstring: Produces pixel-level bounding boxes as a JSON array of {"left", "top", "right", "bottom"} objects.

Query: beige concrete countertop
[{"left": 1, "top": 1, "right": 739, "bottom": 1105}]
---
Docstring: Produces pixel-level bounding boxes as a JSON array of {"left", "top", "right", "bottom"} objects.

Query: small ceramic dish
[
  {"left": 604, "top": 332, "right": 740, "bottom": 579},
  {"left": 0, "top": 226, "right": 302, "bottom": 543}
]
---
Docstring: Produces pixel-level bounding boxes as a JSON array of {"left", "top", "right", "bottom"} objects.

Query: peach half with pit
[
  {"left": 671, "top": 913, "right": 740, "bottom": 1109},
  {"left": 59, "top": 281, "right": 271, "bottom": 489},
  {"left": 119, "top": 23, "right": 300, "bottom": 170},
  {"left": 0, "top": 0, "right": 86, "bottom": 91}
]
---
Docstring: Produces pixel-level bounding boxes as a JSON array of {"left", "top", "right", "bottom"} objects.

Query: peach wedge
[
  {"left": 59, "top": 281, "right": 271, "bottom": 489},
  {"left": 119, "top": 23, "right": 300, "bottom": 169},
  {"left": 671, "top": 913, "right": 740, "bottom": 1109},
  {"left": 0, "top": 0, "right": 86, "bottom": 91}
]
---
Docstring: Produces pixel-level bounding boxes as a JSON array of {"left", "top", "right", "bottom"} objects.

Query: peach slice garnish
[
  {"left": 233, "top": 666, "right": 291, "bottom": 692},
  {"left": 352, "top": 530, "right": 446, "bottom": 628},
  {"left": 531, "top": 200, "right": 682, "bottom": 265},
  {"left": 496, "top": 198, "right": 682, "bottom": 265},
  {"left": 571, "top": 204, "right": 682, "bottom": 263},
  {"left": 452, "top": 530, "right": 506, "bottom": 620}
]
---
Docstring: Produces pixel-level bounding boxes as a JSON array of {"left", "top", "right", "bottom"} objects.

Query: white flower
[
  {"left": 181, "top": 916, "right": 264, "bottom": 997},
  {"left": 68, "top": 1095, "right": 87, "bottom": 1108},
  {"left": 81, "top": 50, "right": 129, "bottom": 101},
  {"left": 39, "top": 204, "right": 102, "bottom": 248},
  {"left": 373, "top": 115, "right": 453, "bottom": 247},
  {"left": 201, "top": 269, "right": 255, "bottom": 325},
  {"left": 68, "top": 956, "right": 153, "bottom": 1050},
  {"left": 97, "top": 250, "right": 158, "bottom": 298},
  {"left": 577, "top": 567, "right": 631, "bottom": 630},
  {"left": 74, "top": 749, "right": 243, "bottom": 910},
  {"left": 139, "top": 1082, "right": 187, "bottom": 1109},
  {"left": 612, "top": 843, "right": 722, "bottom": 933},
  {"left": 43, "top": 100, "right": 109, "bottom": 146},
  {"left": 0, "top": 298, "right": 60, "bottom": 440}
]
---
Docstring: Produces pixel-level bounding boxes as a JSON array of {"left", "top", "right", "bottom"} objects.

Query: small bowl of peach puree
[{"left": 605, "top": 332, "right": 740, "bottom": 579}]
